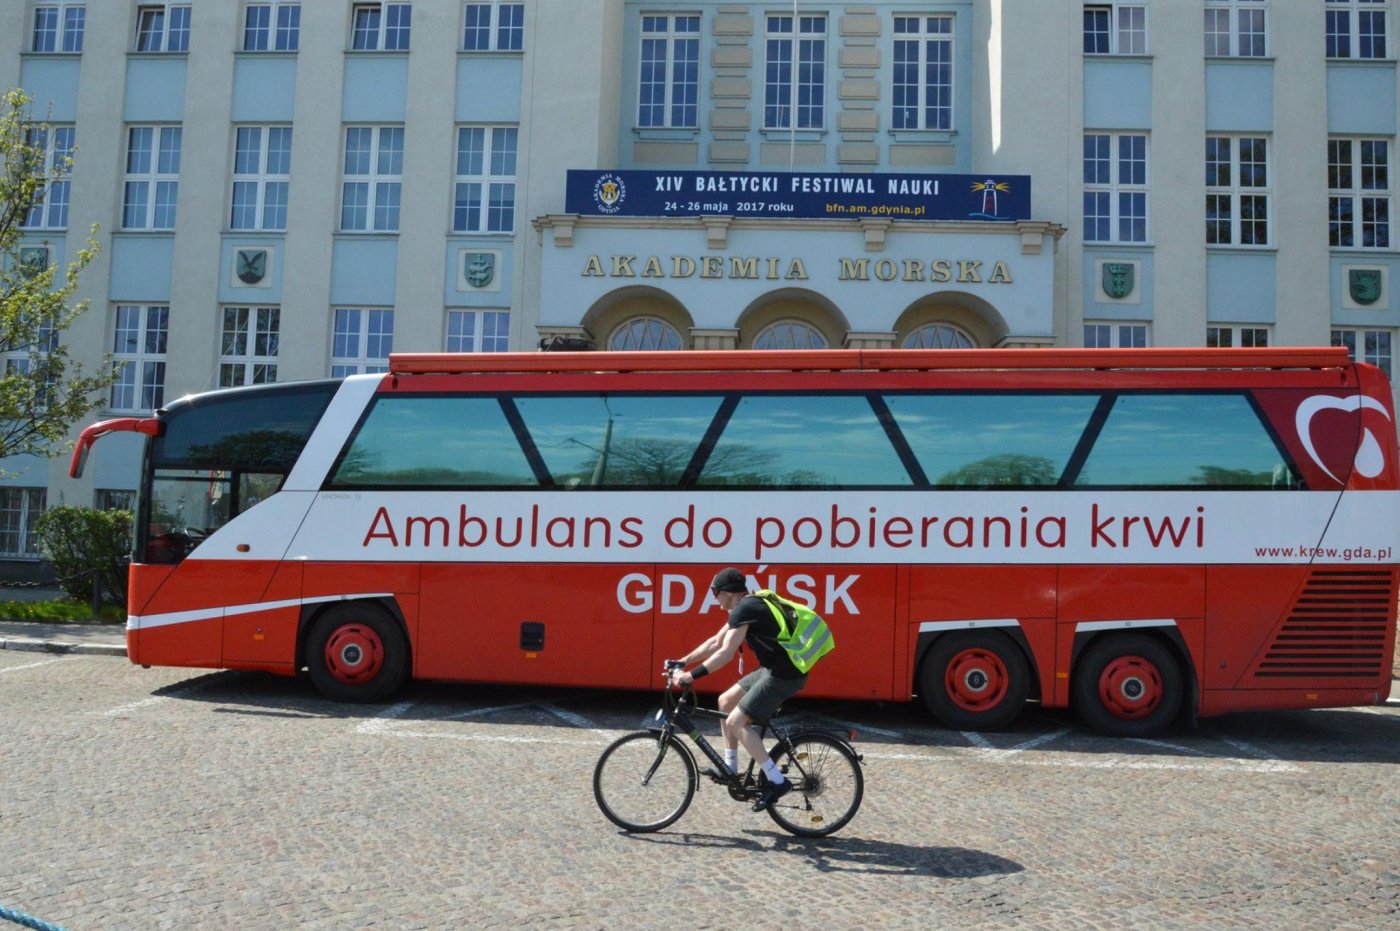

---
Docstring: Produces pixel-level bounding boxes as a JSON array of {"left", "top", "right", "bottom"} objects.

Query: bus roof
[{"left": 389, "top": 347, "right": 1353, "bottom": 376}]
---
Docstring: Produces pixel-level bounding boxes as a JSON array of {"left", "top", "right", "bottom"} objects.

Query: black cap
[{"left": 711, "top": 567, "right": 749, "bottom": 593}]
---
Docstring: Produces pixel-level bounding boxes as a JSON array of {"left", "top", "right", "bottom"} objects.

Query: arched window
[
  {"left": 902, "top": 323, "right": 974, "bottom": 349},
  {"left": 608, "top": 317, "right": 683, "bottom": 351},
  {"left": 753, "top": 320, "right": 829, "bottom": 349}
]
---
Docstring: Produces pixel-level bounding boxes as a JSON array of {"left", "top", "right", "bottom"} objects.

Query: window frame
[
  {"left": 607, "top": 317, "right": 683, "bottom": 351},
  {"left": 20, "top": 124, "right": 75, "bottom": 231},
  {"left": 1332, "top": 326, "right": 1394, "bottom": 378},
  {"left": 110, "top": 304, "right": 169, "bottom": 413},
  {"left": 340, "top": 125, "right": 404, "bottom": 233},
  {"left": 1082, "top": 3, "right": 1147, "bottom": 56},
  {"left": 637, "top": 12, "right": 701, "bottom": 130},
  {"left": 31, "top": 1, "right": 85, "bottom": 53},
  {"left": 134, "top": 2, "right": 191, "bottom": 53},
  {"left": 463, "top": 0, "right": 524, "bottom": 52},
  {"left": 446, "top": 310, "right": 510, "bottom": 353},
  {"left": 1204, "top": 0, "right": 1268, "bottom": 58},
  {"left": 122, "top": 125, "right": 182, "bottom": 232},
  {"left": 752, "top": 320, "right": 830, "bottom": 350},
  {"left": 331, "top": 308, "right": 394, "bottom": 377},
  {"left": 0, "top": 488, "right": 47, "bottom": 559},
  {"left": 1206, "top": 325, "right": 1271, "bottom": 348},
  {"left": 351, "top": 2, "right": 412, "bottom": 51},
  {"left": 219, "top": 305, "right": 281, "bottom": 387},
  {"left": 1083, "top": 131, "right": 1149, "bottom": 244},
  {"left": 1327, "top": 0, "right": 1390, "bottom": 60},
  {"left": 891, "top": 14, "right": 954, "bottom": 132},
  {"left": 763, "top": 12, "right": 827, "bottom": 131},
  {"left": 452, "top": 125, "right": 518, "bottom": 233},
  {"left": 1206, "top": 134, "right": 1271, "bottom": 247},
  {"left": 230, "top": 125, "right": 292, "bottom": 232},
  {"left": 1084, "top": 322, "right": 1150, "bottom": 348},
  {"left": 242, "top": 0, "right": 300, "bottom": 52},
  {"left": 1329, "top": 137, "right": 1392, "bottom": 249}
]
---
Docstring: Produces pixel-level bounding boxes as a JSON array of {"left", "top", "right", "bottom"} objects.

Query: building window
[
  {"left": 230, "top": 126, "right": 291, "bottom": 231},
  {"left": 902, "top": 323, "right": 974, "bottom": 349},
  {"left": 608, "top": 317, "right": 683, "bottom": 351},
  {"left": 332, "top": 308, "right": 393, "bottom": 376},
  {"left": 1083, "top": 4, "right": 1146, "bottom": 55},
  {"left": 243, "top": 1, "right": 300, "bottom": 52},
  {"left": 135, "top": 3, "right": 191, "bottom": 52},
  {"left": 352, "top": 2, "right": 412, "bottom": 51},
  {"left": 1206, "top": 135, "right": 1270, "bottom": 246},
  {"left": 638, "top": 13, "right": 700, "bottom": 129},
  {"left": 95, "top": 489, "right": 136, "bottom": 512},
  {"left": 122, "top": 126, "right": 181, "bottom": 231},
  {"left": 341, "top": 126, "right": 403, "bottom": 232},
  {"left": 464, "top": 1, "right": 523, "bottom": 51},
  {"left": 453, "top": 126, "right": 517, "bottom": 233},
  {"left": 111, "top": 304, "right": 168, "bottom": 412},
  {"left": 753, "top": 321, "right": 828, "bottom": 350},
  {"left": 21, "top": 125, "right": 74, "bottom": 231},
  {"left": 1085, "top": 323, "right": 1149, "bottom": 347},
  {"left": 1084, "top": 133, "right": 1148, "bottom": 243},
  {"left": 447, "top": 310, "right": 510, "bottom": 352},
  {"left": 764, "top": 13, "right": 826, "bottom": 130},
  {"left": 1327, "top": 0, "right": 1389, "bottom": 59},
  {"left": 1330, "top": 138, "right": 1391, "bottom": 248},
  {"left": 0, "top": 488, "right": 46, "bottom": 558},
  {"left": 1333, "top": 327, "right": 1394, "bottom": 377},
  {"left": 220, "top": 306, "right": 280, "bottom": 386},
  {"left": 1, "top": 311, "right": 59, "bottom": 410},
  {"left": 1207, "top": 325, "right": 1270, "bottom": 347},
  {"left": 1204, "top": 0, "right": 1267, "bottom": 57},
  {"left": 892, "top": 15, "right": 953, "bottom": 131},
  {"left": 31, "top": 2, "right": 85, "bottom": 53}
]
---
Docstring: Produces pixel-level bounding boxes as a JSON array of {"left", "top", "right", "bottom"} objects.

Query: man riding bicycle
[{"left": 667, "top": 567, "right": 809, "bottom": 811}]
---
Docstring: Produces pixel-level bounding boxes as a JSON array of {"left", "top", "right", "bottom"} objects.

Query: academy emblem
[{"left": 593, "top": 173, "right": 625, "bottom": 214}]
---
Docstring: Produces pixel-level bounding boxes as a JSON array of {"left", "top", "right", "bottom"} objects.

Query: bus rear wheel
[
  {"left": 306, "top": 606, "right": 408, "bottom": 703},
  {"left": 1072, "top": 633, "right": 1182, "bottom": 738},
  {"left": 919, "top": 631, "right": 1030, "bottom": 731}
]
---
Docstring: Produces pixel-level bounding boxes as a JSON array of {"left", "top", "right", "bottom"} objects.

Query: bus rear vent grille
[{"left": 1251, "top": 569, "right": 1395, "bottom": 681}]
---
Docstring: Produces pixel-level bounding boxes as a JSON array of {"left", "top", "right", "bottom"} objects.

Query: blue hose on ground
[{"left": 0, "top": 903, "right": 66, "bottom": 931}]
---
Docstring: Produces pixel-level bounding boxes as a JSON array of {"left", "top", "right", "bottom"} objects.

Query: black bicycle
[{"left": 592, "top": 672, "right": 864, "bottom": 838}]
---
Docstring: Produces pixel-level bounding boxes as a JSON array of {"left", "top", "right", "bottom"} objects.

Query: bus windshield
[{"left": 143, "top": 381, "right": 338, "bottom": 563}]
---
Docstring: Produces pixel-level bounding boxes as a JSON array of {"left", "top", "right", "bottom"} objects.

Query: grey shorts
[{"left": 736, "top": 668, "right": 807, "bottom": 722}]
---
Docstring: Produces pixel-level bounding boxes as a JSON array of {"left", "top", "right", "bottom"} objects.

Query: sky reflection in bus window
[
  {"left": 698, "top": 395, "right": 912, "bottom": 487},
  {"left": 515, "top": 394, "right": 722, "bottom": 487},
  {"left": 885, "top": 394, "right": 1098, "bottom": 487},
  {"left": 1077, "top": 394, "right": 1290, "bottom": 487},
  {"left": 331, "top": 396, "right": 535, "bottom": 487}
]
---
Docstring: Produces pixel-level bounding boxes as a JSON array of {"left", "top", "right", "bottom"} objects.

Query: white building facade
[{"left": 0, "top": 0, "right": 1396, "bottom": 574}]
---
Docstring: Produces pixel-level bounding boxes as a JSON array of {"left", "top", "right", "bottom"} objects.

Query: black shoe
[
  {"left": 699, "top": 766, "right": 733, "bottom": 783},
  {"left": 752, "top": 777, "right": 793, "bottom": 811}
]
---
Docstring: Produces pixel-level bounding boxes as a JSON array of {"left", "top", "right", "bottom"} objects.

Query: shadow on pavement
[{"left": 624, "top": 829, "right": 1024, "bottom": 878}]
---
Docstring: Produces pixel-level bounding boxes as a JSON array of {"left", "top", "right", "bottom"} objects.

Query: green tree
[{"left": 0, "top": 88, "right": 112, "bottom": 460}]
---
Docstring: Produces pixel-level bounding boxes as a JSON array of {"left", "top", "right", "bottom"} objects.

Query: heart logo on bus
[{"left": 1295, "top": 395, "right": 1391, "bottom": 484}]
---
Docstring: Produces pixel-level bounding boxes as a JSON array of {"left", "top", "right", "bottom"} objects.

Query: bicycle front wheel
[
  {"left": 593, "top": 731, "right": 697, "bottom": 832},
  {"left": 766, "top": 732, "right": 864, "bottom": 838}
]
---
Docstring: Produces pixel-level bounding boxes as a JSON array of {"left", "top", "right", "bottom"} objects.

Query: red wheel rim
[
  {"left": 944, "top": 648, "right": 1010, "bottom": 713},
  {"left": 1097, "top": 655, "right": 1162, "bottom": 720},
  {"left": 323, "top": 623, "right": 385, "bottom": 686}
]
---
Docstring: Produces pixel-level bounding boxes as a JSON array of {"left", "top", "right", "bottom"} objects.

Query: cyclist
[{"left": 667, "top": 567, "right": 808, "bottom": 810}]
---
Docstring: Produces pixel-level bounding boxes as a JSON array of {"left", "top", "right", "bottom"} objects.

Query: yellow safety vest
[{"left": 754, "top": 589, "right": 835, "bottom": 674}]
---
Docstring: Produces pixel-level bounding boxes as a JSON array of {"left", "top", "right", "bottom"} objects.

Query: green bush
[{"left": 36, "top": 506, "right": 132, "bottom": 607}]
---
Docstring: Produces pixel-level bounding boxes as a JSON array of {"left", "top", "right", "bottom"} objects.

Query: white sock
[
  {"left": 724, "top": 749, "right": 740, "bottom": 772},
  {"left": 760, "top": 758, "right": 786, "bottom": 784}
]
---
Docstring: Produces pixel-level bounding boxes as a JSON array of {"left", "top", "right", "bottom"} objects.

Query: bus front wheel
[
  {"left": 1072, "top": 633, "right": 1182, "bottom": 738},
  {"left": 305, "top": 606, "right": 409, "bottom": 703},
  {"left": 919, "top": 631, "right": 1030, "bottom": 731}
]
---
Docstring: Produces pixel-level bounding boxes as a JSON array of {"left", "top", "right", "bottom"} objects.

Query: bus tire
[
  {"left": 305, "top": 605, "right": 409, "bottom": 703},
  {"left": 919, "top": 630, "right": 1030, "bottom": 731},
  {"left": 1072, "top": 633, "right": 1182, "bottom": 738}
]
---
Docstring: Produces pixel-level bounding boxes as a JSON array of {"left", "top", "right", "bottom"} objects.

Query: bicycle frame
[{"left": 648, "top": 685, "right": 788, "bottom": 797}]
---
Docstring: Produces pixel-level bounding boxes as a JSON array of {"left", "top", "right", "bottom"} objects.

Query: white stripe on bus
[
  {"left": 1074, "top": 619, "right": 1177, "bottom": 632},
  {"left": 918, "top": 619, "right": 1020, "bottom": 633},
  {"left": 128, "top": 592, "right": 395, "bottom": 630}
]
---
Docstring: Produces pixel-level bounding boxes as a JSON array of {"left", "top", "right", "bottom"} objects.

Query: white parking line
[
  {"left": 865, "top": 747, "right": 1302, "bottom": 774},
  {"left": 0, "top": 657, "right": 66, "bottom": 674}
]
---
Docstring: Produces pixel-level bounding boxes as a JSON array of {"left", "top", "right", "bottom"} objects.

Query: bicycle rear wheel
[
  {"left": 765, "top": 732, "right": 864, "bottom": 838},
  {"left": 593, "top": 731, "right": 697, "bottom": 832}
]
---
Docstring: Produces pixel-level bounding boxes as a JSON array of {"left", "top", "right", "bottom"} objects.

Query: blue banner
[{"left": 565, "top": 169, "right": 1031, "bottom": 222}]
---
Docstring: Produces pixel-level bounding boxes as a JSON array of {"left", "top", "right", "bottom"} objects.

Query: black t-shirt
[{"left": 728, "top": 595, "right": 805, "bottom": 680}]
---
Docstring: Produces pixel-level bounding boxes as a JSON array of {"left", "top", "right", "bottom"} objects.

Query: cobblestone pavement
[{"left": 1, "top": 652, "right": 1398, "bottom": 930}]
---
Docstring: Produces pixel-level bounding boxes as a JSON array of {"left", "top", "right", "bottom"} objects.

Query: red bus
[{"left": 72, "top": 347, "right": 1400, "bottom": 737}]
